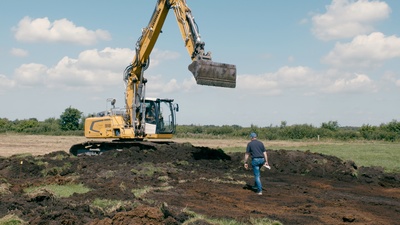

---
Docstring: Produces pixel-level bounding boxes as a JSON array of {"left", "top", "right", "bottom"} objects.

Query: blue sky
[{"left": 1, "top": 0, "right": 399, "bottom": 127}]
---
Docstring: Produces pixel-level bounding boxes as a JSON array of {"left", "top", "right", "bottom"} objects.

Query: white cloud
[
  {"left": 322, "top": 32, "right": 400, "bottom": 68},
  {"left": 182, "top": 78, "right": 197, "bottom": 91},
  {"left": 46, "top": 49, "right": 131, "bottom": 89},
  {"left": 0, "top": 74, "right": 16, "bottom": 92},
  {"left": 238, "top": 66, "right": 381, "bottom": 96},
  {"left": 74, "top": 47, "right": 133, "bottom": 71},
  {"left": 149, "top": 49, "right": 180, "bottom": 67},
  {"left": 13, "top": 17, "right": 111, "bottom": 45},
  {"left": 275, "top": 66, "right": 318, "bottom": 87},
  {"left": 323, "top": 73, "right": 377, "bottom": 93},
  {"left": 312, "top": 0, "right": 390, "bottom": 41},
  {"left": 239, "top": 73, "right": 280, "bottom": 95},
  {"left": 238, "top": 66, "right": 322, "bottom": 95},
  {"left": 9, "top": 47, "right": 186, "bottom": 93},
  {"left": 14, "top": 63, "right": 48, "bottom": 86},
  {"left": 396, "top": 80, "right": 400, "bottom": 87},
  {"left": 146, "top": 75, "right": 181, "bottom": 95},
  {"left": 10, "top": 48, "right": 28, "bottom": 57}
]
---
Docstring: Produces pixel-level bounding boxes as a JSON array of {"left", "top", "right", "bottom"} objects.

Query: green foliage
[
  {"left": 0, "top": 106, "right": 84, "bottom": 134},
  {"left": 333, "top": 129, "right": 361, "bottom": 140},
  {"left": 175, "top": 120, "right": 400, "bottom": 142},
  {"left": 360, "top": 121, "right": 400, "bottom": 141},
  {"left": 13, "top": 118, "right": 39, "bottom": 132},
  {"left": 59, "top": 106, "right": 82, "bottom": 131},
  {"left": 278, "top": 124, "right": 317, "bottom": 139},
  {"left": 381, "top": 120, "right": 400, "bottom": 133},
  {"left": 321, "top": 120, "right": 339, "bottom": 131},
  {"left": 0, "top": 118, "right": 12, "bottom": 132}
]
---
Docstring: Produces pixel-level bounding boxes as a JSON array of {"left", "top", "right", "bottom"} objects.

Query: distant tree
[
  {"left": 60, "top": 107, "right": 82, "bottom": 131},
  {"left": 0, "top": 118, "right": 12, "bottom": 132},
  {"left": 321, "top": 121, "right": 339, "bottom": 131},
  {"left": 14, "top": 118, "right": 39, "bottom": 132},
  {"left": 381, "top": 120, "right": 400, "bottom": 134}
]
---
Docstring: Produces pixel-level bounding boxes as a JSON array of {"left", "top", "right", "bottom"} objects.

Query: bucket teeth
[{"left": 188, "top": 60, "right": 236, "bottom": 88}]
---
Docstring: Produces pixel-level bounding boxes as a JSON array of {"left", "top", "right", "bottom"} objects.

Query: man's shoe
[{"left": 257, "top": 192, "right": 262, "bottom": 195}]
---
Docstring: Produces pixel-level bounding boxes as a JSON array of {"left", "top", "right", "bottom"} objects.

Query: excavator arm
[
  {"left": 170, "top": 1, "right": 237, "bottom": 88},
  {"left": 124, "top": 0, "right": 236, "bottom": 137}
]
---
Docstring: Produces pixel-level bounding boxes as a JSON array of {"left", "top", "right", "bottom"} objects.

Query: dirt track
[{"left": 0, "top": 137, "right": 399, "bottom": 224}]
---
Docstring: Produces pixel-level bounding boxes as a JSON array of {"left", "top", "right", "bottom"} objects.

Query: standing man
[{"left": 244, "top": 132, "right": 270, "bottom": 195}]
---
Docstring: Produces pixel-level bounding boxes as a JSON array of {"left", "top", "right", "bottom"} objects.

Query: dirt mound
[{"left": 0, "top": 142, "right": 399, "bottom": 224}]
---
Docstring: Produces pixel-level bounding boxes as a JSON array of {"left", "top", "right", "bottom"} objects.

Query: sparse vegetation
[
  {"left": 40, "top": 162, "right": 72, "bottom": 176},
  {"left": 199, "top": 177, "right": 246, "bottom": 185},
  {"left": 131, "top": 185, "right": 173, "bottom": 198},
  {"left": 130, "top": 162, "right": 163, "bottom": 176},
  {"left": 90, "top": 198, "right": 133, "bottom": 214},
  {"left": 0, "top": 182, "right": 11, "bottom": 196},
  {"left": 0, "top": 214, "right": 27, "bottom": 225},
  {"left": 24, "top": 184, "right": 90, "bottom": 198},
  {"left": 181, "top": 208, "right": 282, "bottom": 225}
]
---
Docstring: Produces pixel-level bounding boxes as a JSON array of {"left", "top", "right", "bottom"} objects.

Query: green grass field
[{"left": 224, "top": 141, "right": 400, "bottom": 173}]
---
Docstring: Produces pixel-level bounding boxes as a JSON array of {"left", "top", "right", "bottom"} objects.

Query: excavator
[{"left": 69, "top": 0, "right": 236, "bottom": 155}]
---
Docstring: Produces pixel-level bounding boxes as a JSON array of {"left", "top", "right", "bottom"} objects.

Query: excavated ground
[{"left": 0, "top": 142, "right": 399, "bottom": 224}]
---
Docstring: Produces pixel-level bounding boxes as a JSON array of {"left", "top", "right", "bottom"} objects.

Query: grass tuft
[
  {"left": 90, "top": 198, "right": 133, "bottom": 214},
  {"left": 131, "top": 185, "right": 173, "bottom": 198},
  {"left": 0, "top": 214, "right": 27, "bottom": 225},
  {"left": 181, "top": 208, "right": 282, "bottom": 225},
  {"left": 24, "top": 183, "right": 90, "bottom": 198}
]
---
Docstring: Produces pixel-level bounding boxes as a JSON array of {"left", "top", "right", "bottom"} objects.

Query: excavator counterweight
[{"left": 189, "top": 60, "right": 236, "bottom": 88}]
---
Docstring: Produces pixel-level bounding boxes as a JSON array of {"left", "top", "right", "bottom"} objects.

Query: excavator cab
[{"left": 143, "top": 98, "right": 178, "bottom": 139}]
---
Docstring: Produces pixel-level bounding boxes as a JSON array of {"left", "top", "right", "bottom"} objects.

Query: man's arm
[
  {"left": 244, "top": 152, "right": 250, "bottom": 169},
  {"left": 263, "top": 151, "right": 269, "bottom": 166}
]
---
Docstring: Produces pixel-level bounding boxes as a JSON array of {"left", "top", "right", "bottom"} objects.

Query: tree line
[
  {"left": 1, "top": 107, "right": 399, "bottom": 142},
  {"left": 175, "top": 120, "right": 400, "bottom": 141},
  {"left": 0, "top": 107, "right": 84, "bottom": 136}
]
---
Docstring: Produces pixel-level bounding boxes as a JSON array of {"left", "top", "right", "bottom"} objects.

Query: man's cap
[{"left": 249, "top": 132, "right": 257, "bottom": 138}]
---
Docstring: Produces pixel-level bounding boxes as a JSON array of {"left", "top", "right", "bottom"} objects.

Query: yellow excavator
[{"left": 69, "top": 0, "right": 236, "bottom": 155}]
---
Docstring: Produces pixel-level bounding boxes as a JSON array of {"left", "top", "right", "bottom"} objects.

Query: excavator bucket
[{"left": 188, "top": 60, "right": 236, "bottom": 88}]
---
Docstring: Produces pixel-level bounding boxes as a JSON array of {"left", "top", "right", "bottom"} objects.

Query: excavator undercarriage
[{"left": 69, "top": 140, "right": 174, "bottom": 156}]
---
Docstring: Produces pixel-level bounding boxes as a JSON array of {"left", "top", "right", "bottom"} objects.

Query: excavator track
[{"left": 69, "top": 140, "right": 174, "bottom": 156}]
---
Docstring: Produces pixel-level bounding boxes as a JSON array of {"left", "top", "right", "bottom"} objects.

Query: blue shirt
[{"left": 246, "top": 139, "right": 266, "bottom": 158}]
